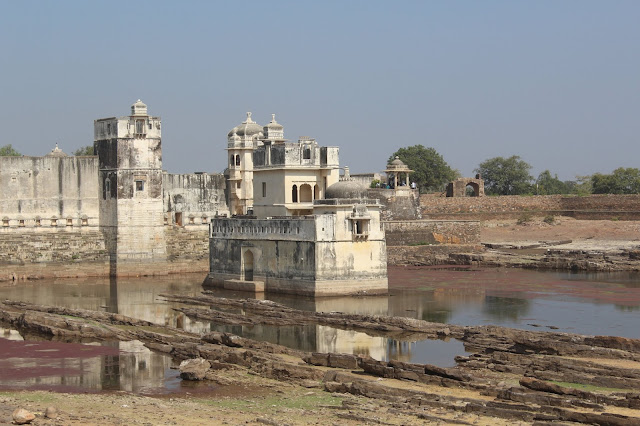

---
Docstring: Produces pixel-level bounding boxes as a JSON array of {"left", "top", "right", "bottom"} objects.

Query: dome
[
  {"left": 325, "top": 180, "right": 367, "bottom": 199},
  {"left": 390, "top": 156, "right": 405, "bottom": 166},
  {"left": 265, "top": 114, "right": 283, "bottom": 130},
  {"left": 45, "top": 143, "right": 68, "bottom": 157},
  {"left": 228, "top": 112, "right": 263, "bottom": 138},
  {"left": 386, "top": 156, "right": 411, "bottom": 172}
]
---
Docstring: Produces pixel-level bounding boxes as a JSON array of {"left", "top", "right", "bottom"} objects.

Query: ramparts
[
  {"left": 384, "top": 220, "right": 480, "bottom": 246},
  {"left": 420, "top": 194, "right": 640, "bottom": 220}
]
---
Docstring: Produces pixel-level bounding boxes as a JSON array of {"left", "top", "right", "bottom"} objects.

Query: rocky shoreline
[{"left": 2, "top": 296, "right": 640, "bottom": 425}]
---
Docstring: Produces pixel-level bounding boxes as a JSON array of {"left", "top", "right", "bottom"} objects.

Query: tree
[
  {"left": 591, "top": 168, "right": 640, "bottom": 194},
  {"left": 73, "top": 145, "right": 95, "bottom": 156},
  {"left": 536, "top": 170, "right": 575, "bottom": 195},
  {"left": 475, "top": 155, "right": 533, "bottom": 195},
  {"left": 389, "top": 145, "right": 458, "bottom": 193},
  {"left": 0, "top": 144, "right": 21, "bottom": 156}
]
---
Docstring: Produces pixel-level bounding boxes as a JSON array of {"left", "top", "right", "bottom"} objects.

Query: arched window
[
  {"left": 230, "top": 155, "right": 234, "bottom": 166},
  {"left": 314, "top": 184, "right": 319, "bottom": 200},
  {"left": 292, "top": 185, "right": 298, "bottom": 203},
  {"left": 235, "top": 155, "right": 240, "bottom": 166},
  {"left": 300, "top": 184, "right": 312, "bottom": 202},
  {"left": 303, "top": 147, "right": 311, "bottom": 159}
]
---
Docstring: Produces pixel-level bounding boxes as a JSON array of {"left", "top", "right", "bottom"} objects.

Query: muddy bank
[
  {"left": 390, "top": 240, "right": 640, "bottom": 272},
  {"left": 2, "top": 297, "right": 640, "bottom": 424},
  {"left": 449, "top": 243, "right": 640, "bottom": 272},
  {"left": 389, "top": 217, "right": 640, "bottom": 272}
]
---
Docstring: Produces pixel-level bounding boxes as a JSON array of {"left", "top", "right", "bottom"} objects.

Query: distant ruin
[{"left": 446, "top": 175, "right": 485, "bottom": 197}]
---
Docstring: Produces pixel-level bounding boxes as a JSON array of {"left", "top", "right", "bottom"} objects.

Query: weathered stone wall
[
  {"left": 386, "top": 244, "right": 481, "bottom": 266},
  {"left": 163, "top": 172, "right": 229, "bottom": 226},
  {"left": 368, "top": 188, "right": 421, "bottom": 220},
  {"left": 0, "top": 156, "right": 100, "bottom": 229},
  {"left": 420, "top": 194, "right": 640, "bottom": 220},
  {"left": 384, "top": 220, "right": 481, "bottom": 246},
  {"left": 0, "top": 231, "right": 109, "bottom": 280},
  {"left": 165, "top": 226, "right": 210, "bottom": 272}
]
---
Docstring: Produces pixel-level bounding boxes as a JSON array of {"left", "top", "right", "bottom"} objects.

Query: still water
[{"left": 1, "top": 266, "right": 639, "bottom": 393}]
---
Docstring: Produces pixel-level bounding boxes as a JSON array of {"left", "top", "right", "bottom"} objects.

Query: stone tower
[
  {"left": 226, "top": 112, "right": 264, "bottom": 215},
  {"left": 94, "top": 100, "right": 166, "bottom": 275}
]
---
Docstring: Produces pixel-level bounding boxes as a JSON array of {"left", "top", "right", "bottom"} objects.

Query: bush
[
  {"left": 543, "top": 215, "right": 555, "bottom": 224},
  {"left": 517, "top": 212, "right": 533, "bottom": 225}
]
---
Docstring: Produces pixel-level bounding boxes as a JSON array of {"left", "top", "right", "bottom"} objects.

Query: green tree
[
  {"left": 475, "top": 155, "right": 533, "bottom": 195},
  {"left": 591, "top": 168, "right": 640, "bottom": 194},
  {"left": 389, "top": 145, "right": 458, "bottom": 193},
  {"left": 0, "top": 144, "right": 21, "bottom": 156},
  {"left": 573, "top": 175, "right": 593, "bottom": 195},
  {"left": 73, "top": 145, "right": 95, "bottom": 156},
  {"left": 536, "top": 170, "right": 574, "bottom": 195}
]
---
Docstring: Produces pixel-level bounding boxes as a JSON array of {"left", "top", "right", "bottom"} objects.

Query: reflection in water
[
  {"left": 0, "top": 266, "right": 639, "bottom": 394},
  {"left": 482, "top": 296, "right": 531, "bottom": 321},
  {"left": 0, "top": 329, "right": 176, "bottom": 394}
]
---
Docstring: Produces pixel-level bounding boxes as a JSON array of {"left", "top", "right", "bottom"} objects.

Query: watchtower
[{"left": 94, "top": 100, "right": 167, "bottom": 275}]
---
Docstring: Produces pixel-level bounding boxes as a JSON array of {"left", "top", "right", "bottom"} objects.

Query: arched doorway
[
  {"left": 292, "top": 185, "right": 298, "bottom": 203},
  {"left": 243, "top": 250, "right": 254, "bottom": 281},
  {"left": 465, "top": 182, "right": 480, "bottom": 197},
  {"left": 300, "top": 184, "right": 312, "bottom": 202}
]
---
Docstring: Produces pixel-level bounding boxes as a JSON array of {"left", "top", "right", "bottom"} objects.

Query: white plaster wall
[
  {"left": 0, "top": 156, "right": 100, "bottom": 230},
  {"left": 163, "top": 173, "right": 229, "bottom": 224}
]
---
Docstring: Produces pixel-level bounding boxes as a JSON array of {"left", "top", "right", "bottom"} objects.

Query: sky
[{"left": 1, "top": 1, "right": 638, "bottom": 181}]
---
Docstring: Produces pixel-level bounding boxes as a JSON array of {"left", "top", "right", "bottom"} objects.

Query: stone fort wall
[
  {"left": 0, "top": 156, "right": 100, "bottom": 229},
  {"left": 420, "top": 194, "right": 640, "bottom": 220},
  {"left": 0, "top": 226, "right": 212, "bottom": 280},
  {"left": 384, "top": 220, "right": 480, "bottom": 246}
]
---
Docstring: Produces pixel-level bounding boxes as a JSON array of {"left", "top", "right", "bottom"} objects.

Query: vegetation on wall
[{"left": 389, "top": 145, "right": 458, "bottom": 193}]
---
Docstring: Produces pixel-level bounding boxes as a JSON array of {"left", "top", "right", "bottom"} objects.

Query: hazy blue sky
[{"left": 1, "top": 1, "right": 638, "bottom": 180}]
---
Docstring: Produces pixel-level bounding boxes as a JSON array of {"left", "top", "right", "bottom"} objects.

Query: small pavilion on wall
[{"left": 384, "top": 157, "right": 413, "bottom": 189}]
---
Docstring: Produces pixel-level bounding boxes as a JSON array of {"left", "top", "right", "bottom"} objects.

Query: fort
[
  {"left": 0, "top": 101, "right": 475, "bottom": 289},
  {"left": 2, "top": 100, "right": 639, "bottom": 284}
]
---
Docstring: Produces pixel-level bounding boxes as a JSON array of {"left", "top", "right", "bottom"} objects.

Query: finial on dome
[
  {"left": 245, "top": 112, "right": 254, "bottom": 123},
  {"left": 271, "top": 113, "right": 276, "bottom": 122},
  {"left": 344, "top": 166, "right": 350, "bottom": 180}
]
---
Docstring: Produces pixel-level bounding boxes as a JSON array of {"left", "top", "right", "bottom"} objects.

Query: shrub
[{"left": 517, "top": 212, "right": 533, "bottom": 225}]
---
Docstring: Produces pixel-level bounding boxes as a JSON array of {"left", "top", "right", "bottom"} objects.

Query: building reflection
[
  {"left": 0, "top": 273, "right": 484, "bottom": 383},
  {"left": 0, "top": 331, "right": 173, "bottom": 393}
]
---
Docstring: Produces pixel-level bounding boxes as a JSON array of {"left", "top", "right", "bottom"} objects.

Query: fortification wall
[
  {"left": 384, "top": 220, "right": 480, "bottom": 246},
  {"left": 163, "top": 172, "right": 229, "bottom": 225},
  {"left": 165, "top": 227, "right": 210, "bottom": 273},
  {"left": 0, "top": 156, "right": 100, "bottom": 229},
  {"left": 420, "top": 194, "right": 640, "bottom": 220},
  {"left": 387, "top": 244, "right": 481, "bottom": 266},
  {"left": 0, "top": 231, "right": 109, "bottom": 280},
  {"left": 368, "top": 188, "right": 421, "bottom": 220}
]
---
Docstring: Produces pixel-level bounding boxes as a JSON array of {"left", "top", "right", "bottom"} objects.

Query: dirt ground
[
  {"left": 0, "top": 370, "right": 514, "bottom": 426},
  {"left": 481, "top": 216, "right": 640, "bottom": 250}
]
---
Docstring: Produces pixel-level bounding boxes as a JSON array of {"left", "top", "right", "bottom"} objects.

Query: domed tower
[
  {"left": 263, "top": 114, "right": 284, "bottom": 142},
  {"left": 226, "top": 112, "right": 263, "bottom": 215}
]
